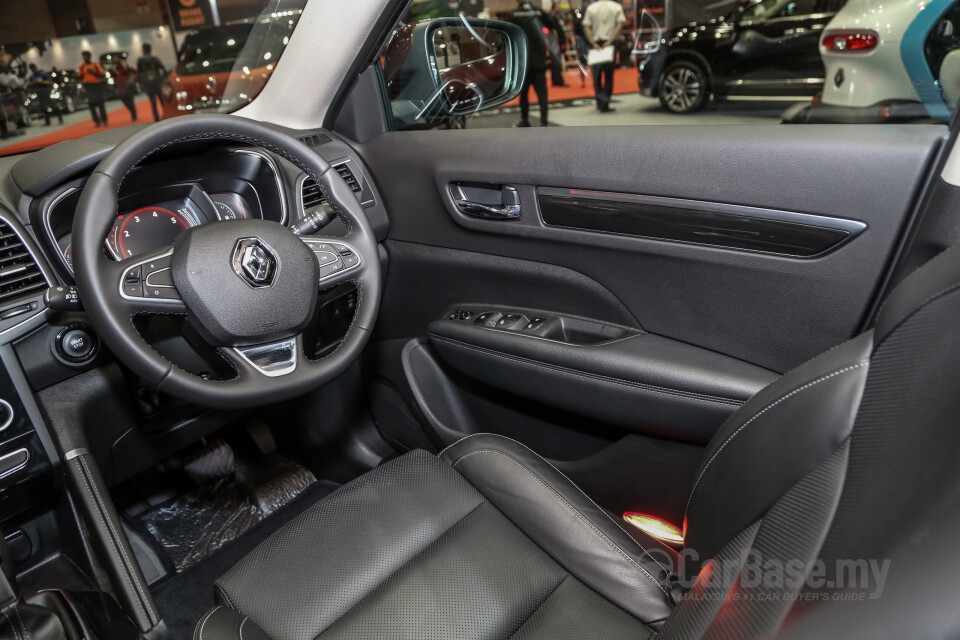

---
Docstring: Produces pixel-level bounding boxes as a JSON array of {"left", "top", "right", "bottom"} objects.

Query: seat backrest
[
  {"left": 661, "top": 244, "right": 960, "bottom": 640},
  {"left": 681, "top": 325, "right": 873, "bottom": 566}
]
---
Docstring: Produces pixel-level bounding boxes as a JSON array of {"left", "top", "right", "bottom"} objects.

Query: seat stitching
[
  {"left": 3, "top": 609, "right": 22, "bottom": 640},
  {"left": 215, "top": 584, "right": 238, "bottom": 609},
  {"left": 14, "top": 607, "right": 29, "bottom": 640},
  {"left": 452, "top": 448, "right": 671, "bottom": 599},
  {"left": 194, "top": 606, "right": 221, "bottom": 640},
  {"left": 239, "top": 616, "right": 247, "bottom": 640},
  {"left": 440, "top": 433, "right": 671, "bottom": 572},
  {"left": 429, "top": 334, "right": 744, "bottom": 405},
  {"left": 683, "top": 361, "right": 869, "bottom": 523}
]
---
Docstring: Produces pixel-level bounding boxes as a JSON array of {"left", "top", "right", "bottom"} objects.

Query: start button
[{"left": 56, "top": 325, "right": 97, "bottom": 363}]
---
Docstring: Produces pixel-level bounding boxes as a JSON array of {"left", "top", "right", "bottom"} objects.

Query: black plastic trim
[{"left": 538, "top": 187, "right": 866, "bottom": 258}]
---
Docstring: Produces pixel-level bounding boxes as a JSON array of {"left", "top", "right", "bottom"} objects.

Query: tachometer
[
  {"left": 214, "top": 201, "right": 239, "bottom": 220},
  {"left": 108, "top": 206, "right": 194, "bottom": 260},
  {"left": 210, "top": 192, "right": 250, "bottom": 221}
]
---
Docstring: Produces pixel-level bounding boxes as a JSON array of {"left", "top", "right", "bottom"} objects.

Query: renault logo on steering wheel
[{"left": 232, "top": 238, "right": 278, "bottom": 288}]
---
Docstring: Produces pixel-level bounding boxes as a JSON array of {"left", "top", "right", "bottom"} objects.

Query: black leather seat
[{"left": 196, "top": 244, "right": 960, "bottom": 640}]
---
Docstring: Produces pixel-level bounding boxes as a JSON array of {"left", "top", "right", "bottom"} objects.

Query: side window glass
[
  {"left": 781, "top": 0, "right": 819, "bottom": 17},
  {"left": 377, "top": 0, "right": 960, "bottom": 130},
  {"left": 927, "top": 7, "right": 960, "bottom": 108},
  {"left": 739, "top": 0, "right": 781, "bottom": 23}
]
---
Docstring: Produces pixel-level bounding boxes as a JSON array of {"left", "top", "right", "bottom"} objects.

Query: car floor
[
  {"left": 112, "top": 433, "right": 348, "bottom": 640},
  {"left": 150, "top": 479, "right": 339, "bottom": 640}
]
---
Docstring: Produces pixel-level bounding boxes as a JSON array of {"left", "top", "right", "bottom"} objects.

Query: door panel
[
  {"left": 359, "top": 124, "right": 943, "bottom": 373},
  {"left": 353, "top": 123, "right": 942, "bottom": 504}
]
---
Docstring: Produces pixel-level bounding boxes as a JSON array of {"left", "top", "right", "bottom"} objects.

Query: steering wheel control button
[
  {"left": 302, "top": 240, "right": 362, "bottom": 284},
  {"left": 318, "top": 262, "right": 344, "bottom": 279},
  {"left": 0, "top": 399, "right": 14, "bottom": 433},
  {"left": 144, "top": 268, "right": 175, "bottom": 288},
  {"left": 314, "top": 251, "right": 339, "bottom": 267},
  {"left": 56, "top": 325, "right": 97, "bottom": 363},
  {"left": 144, "top": 286, "right": 181, "bottom": 300},
  {"left": 122, "top": 267, "right": 144, "bottom": 298},
  {"left": 120, "top": 250, "right": 184, "bottom": 306},
  {"left": 0, "top": 449, "right": 29, "bottom": 481}
]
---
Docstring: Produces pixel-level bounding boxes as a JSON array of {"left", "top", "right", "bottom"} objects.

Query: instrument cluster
[{"left": 44, "top": 148, "right": 285, "bottom": 275}]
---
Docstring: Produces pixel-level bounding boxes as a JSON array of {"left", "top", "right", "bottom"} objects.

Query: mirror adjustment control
[{"left": 449, "top": 309, "right": 474, "bottom": 321}]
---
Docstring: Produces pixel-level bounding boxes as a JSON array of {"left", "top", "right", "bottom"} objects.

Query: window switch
[
  {"left": 474, "top": 312, "right": 498, "bottom": 326},
  {"left": 496, "top": 314, "right": 526, "bottom": 329}
]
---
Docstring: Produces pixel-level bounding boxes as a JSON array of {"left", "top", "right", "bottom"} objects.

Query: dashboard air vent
[
  {"left": 298, "top": 132, "right": 332, "bottom": 148},
  {"left": 334, "top": 163, "right": 362, "bottom": 193},
  {"left": 301, "top": 163, "right": 363, "bottom": 210},
  {"left": 0, "top": 220, "right": 48, "bottom": 304}
]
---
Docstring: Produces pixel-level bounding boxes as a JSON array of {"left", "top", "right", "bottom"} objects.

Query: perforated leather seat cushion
[{"left": 212, "top": 450, "right": 654, "bottom": 640}]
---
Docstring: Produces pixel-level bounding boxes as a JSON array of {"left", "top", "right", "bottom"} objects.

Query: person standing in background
[
  {"left": 583, "top": 0, "right": 626, "bottom": 113},
  {"left": 572, "top": 7, "right": 589, "bottom": 88},
  {"left": 114, "top": 56, "right": 137, "bottom": 121},
  {"left": 507, "top": 0, "right": 552, "bottom": 127},
  {"left": 27, "top": 64, "right": 63, "bottom": 126},
  {"left": 137, "top": 43, "right": 166, "bottom": 122},
  {"left": 544, "top": 5, "right": 569, "bottom": 87},
  {"left": 79, "top": 51, "right": 108, "bottom": 126}
]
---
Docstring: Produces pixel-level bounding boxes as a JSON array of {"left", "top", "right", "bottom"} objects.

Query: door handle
[{"left": 452, "top": 184, "right": 521, "bottom": 220}]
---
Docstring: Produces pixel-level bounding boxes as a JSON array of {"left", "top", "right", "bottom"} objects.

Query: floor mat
[
  {"left": 152, "top": 479, "right": 339, "bottom": 640},
  {"left": 140, "top": 453, "right": 317, "bottom": 573}
]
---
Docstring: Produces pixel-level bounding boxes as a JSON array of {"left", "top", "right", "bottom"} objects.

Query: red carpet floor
[
  {"left": 505, "top": 67, "right": 639, "bottom": 107},
  {"left": 1, "top": 98, "right": 160, "bottom": 155}
]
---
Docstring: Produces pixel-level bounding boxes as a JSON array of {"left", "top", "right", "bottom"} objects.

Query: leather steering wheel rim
[{"left": 72, "top": 114, "right": 381, "bottom": 408}]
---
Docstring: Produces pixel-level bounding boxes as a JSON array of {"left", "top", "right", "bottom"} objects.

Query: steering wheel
[{"left": 72, "top": 115, "right": 381, "bottom": 408}]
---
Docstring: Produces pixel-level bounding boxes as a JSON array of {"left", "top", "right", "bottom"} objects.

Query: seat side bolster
[
  {"left": 194, "top": 606, "right": 272, "bottom": 640},
  {"left": 441, "top": 433, "right": 676, "bottom": 625},
  {"left": 683, "top": 331, "right": 874, "bottom": 564}
]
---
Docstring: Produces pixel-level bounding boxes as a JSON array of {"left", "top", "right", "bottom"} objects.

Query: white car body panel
[{"left": 820, "top": 0, "right": 923, "bottom": 107}]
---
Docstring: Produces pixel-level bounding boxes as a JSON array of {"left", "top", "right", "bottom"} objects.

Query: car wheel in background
[
  {"left": 64, "top": 96, "right": 75, "bottom": 113},
  {"left": 659, "top": 60, "right": 708, "bottom": 113}
]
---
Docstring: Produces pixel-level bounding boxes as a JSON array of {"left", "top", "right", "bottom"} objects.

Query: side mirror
[{"left": 383, "top": 17, "right": 529, "bottom": 130}]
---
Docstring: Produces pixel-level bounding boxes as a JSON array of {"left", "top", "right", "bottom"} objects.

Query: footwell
[{"left": 139, "top": 448, "right": 316, "bottom": 572}]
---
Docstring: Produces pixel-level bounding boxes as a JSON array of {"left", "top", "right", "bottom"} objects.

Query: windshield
[{"left": 0, "top": 1, "right": 304, "bottom": 157}]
